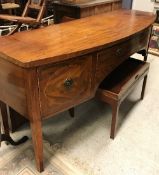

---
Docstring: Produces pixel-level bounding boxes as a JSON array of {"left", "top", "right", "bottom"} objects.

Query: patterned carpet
[{"left": 0, "top": 140, "right": 65, "bottom": 175}]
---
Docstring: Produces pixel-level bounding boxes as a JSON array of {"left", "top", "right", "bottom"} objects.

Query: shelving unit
[{"left": 149, "top": 1, "right": 159, "bottom": 55}]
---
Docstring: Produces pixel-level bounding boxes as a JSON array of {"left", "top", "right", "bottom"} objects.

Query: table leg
[
  {"left": 141, "top": 75, "right": 148, "bottom": 100},
  {"left": 0, "top": 101, "right": 28, "bottom": 146},
  {"left": 26, "top": 69, "right": 44, "bottom": 172},
  {"left": 0, "top": 101, "right": 10, "bottom": 137},
  {"left": 110, "top": 103, "right": 119, "bottom": 139},
  {"left": 30, "top": 118, "right": 43, "bottom": 172}
]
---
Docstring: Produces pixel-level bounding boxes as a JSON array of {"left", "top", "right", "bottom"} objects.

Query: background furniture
[
  {"left": 0, "top": 0, "right": 20, "bottom": 15},
  {"left": 122, "top": 0, "right": 133, "bottom": 9},
  {"left": 0, "top": 10, "right": 155, "bottom": 172},
  {"left": 96, "top": 58, "right": 149, "bottom": 139},
  {"left": 0, "top": 0, "right": 47, "bottom": 35},
  {"left": 53, "top": 0, "right": 122, "bottom": 24},
  {"left": 149, "top": 23, "right": 159, "bottom": 56}
]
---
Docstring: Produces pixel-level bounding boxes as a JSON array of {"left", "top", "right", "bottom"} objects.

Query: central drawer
[
  {"left": 38, "top": 55, "right": 92, "bottom": 118},
  {"left": 95, "top": 29, "right": 150, "bottom": 85}
]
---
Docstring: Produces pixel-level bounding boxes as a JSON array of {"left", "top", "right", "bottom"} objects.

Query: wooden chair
[
  {"left": 0, "top": 0, "right": 20, "bottom": 15},
  {"left": 0, "top": 0, "right": 46, "bottom": 35},
  {"left": 96, "top": 57, "right": 150, "bottom": 139}
]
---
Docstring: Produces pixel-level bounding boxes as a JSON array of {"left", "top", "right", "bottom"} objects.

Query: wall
[{"left": 132, "top": 0, "right": 154, "bottom": 12}]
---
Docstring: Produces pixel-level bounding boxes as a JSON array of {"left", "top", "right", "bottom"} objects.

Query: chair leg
[
  {"left": 8, "top": 23, "right": 22, "bottom": 36},
  {"left": 141, "top": 75, "right": 148, "bottom": 100},
  {"left": 110, "top": 103, "right": 119, "bottom": 139},
  {"left": 69, "top": 108, "right": 75, "bottom": 118},
  {"left": 0, "top": 101, "right": 28, "bottom": 146}
]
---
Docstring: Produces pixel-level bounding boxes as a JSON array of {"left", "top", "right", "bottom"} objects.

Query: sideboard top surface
[{"left": 0, "top": 10, "right": 156, "bottom": 68}]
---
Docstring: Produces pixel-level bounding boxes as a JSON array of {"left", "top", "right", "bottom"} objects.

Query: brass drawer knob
[
  {"left": 64, "top": 78, "right": 73, "bottom": 89},
  {"left": 116, "top": 48, "right": 122, "bottom": 56}
]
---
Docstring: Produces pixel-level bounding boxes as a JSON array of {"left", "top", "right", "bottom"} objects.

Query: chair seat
[
  {"left": 2, "top": 3, "right": 20, "bottom": 10},
  {"left": 0, "top": 0, "right": 46, "bottom": 35},
  {"left": 0, "top": 14, "right": 37, "bottom": 24},
  {"left": 96, "top": 57, "right": 150, "bottom": 139},
  {"left": 97, "top": 58, "right": 150, "bottom": 101}
]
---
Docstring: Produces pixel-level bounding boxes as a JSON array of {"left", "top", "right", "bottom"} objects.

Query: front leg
[
  {"left": 30, "top": 117, "right": 43, "bottom": 172},
  {"left": 26, "top": 69, "right": 44, "bottom": 172}
]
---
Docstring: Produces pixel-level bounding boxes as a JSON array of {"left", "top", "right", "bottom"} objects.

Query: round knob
[
  {"left": 64, "top": 78, "right": 73, "bottom": 89},
  {"left": 116, "top": 48, "right": 122, "bottom": 56}
]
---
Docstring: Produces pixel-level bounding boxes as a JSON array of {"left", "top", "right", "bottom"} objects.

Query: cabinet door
[{"left": 38, "top": 55, "right": 92, "bottom": 118}]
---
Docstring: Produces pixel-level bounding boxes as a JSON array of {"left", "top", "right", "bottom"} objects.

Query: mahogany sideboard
[
  {"left": 53, "top": 0, "right": 122, "bottom": 23},
  {"left": 0, "top": 10, "right": 155, "bottom": 172}
]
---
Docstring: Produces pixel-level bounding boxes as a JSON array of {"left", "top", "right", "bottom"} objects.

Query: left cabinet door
[{"left": 38, "top": 55, "right": 93, "bottom": 118}]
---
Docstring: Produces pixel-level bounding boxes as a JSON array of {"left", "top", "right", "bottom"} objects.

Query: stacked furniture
[
  {"left": 0, "top": 0, "right": 47, "bottom": 35},
  {"left": 0, "top": 0, "right": 20, "bottom": 14},
  {"left": 53, "top": 0, "right": 122, "bottom": 23}
]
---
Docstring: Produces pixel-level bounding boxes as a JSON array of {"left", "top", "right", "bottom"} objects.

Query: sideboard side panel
[{"left": 0, "top": 58, "right": 27, "bottom": 117}]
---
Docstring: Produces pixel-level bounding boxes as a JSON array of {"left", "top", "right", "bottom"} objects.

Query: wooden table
[
  {"left": 53, "top": 0, "right": 122, "bottom": 23},
  {"left": 0, "top": 10, "right": 155, "bottom": 172}
]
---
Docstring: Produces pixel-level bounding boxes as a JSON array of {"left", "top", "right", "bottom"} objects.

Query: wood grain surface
[
  {"left": 0, "top": 9, "right": 156, "bottom": 172},
  {"left": 39, "top": 55, "right": 92, "bottom": 118},
  {"left": 53, "top": 0, "right": 122, "bottom": 23},
  {"left": 95, "top": 28, "right": 151, "bottom": 85},
  {"left": 0, "top": 58, "right": 27, "bottom": 117},
  {"left": 58, "top": 0, "right": 121, "bottom": 7},
  {"left": 0, "top": 10, "right": 156, "bottom": 68}
]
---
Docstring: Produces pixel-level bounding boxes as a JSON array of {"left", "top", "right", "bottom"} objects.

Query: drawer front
[
  {"left": 39, "top": 55, "right": 92, "bottom": 118},
  {"left": 95, "top": 29, "right": 150, "bottom": 85}
]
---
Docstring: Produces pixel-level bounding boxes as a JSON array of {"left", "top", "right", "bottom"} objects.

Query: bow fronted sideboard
[{"left": 0, "top": 10, "right": 155, "bottom": 172}]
